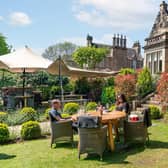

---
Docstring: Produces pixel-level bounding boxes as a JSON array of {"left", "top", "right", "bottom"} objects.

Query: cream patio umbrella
[
  {"left": 47, "top": 58, "right": 119, "bottom": 102},
  {"left": 47, "top": 58, "right": 119, "bottom": 78},
  {"left": 0, "top": 46, "right": 52, "bottom": 106}
]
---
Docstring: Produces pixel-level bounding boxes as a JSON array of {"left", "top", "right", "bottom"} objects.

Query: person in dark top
[
  {"left": 49, "top": 99, "right": 65, "bottom": 122},
  {"left": 49, "top": 99, "right": 78, "bottom": 132},
  {"left": 115, "top": 94, "right": 129, "bottom": 114}
]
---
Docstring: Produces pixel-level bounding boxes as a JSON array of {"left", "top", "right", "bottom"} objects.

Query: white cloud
[
  {"left": 0, "top": 16, "right": 4, "bottom": 21},
  {"left": 73, "top": 0, "right": 159, "bottom": 30},
  {"left": 9, "top": 12, "right": 32, "bottom": 26}
]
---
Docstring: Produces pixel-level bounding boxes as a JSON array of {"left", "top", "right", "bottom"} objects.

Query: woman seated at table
[{"left": 115, "top": 94, "right": 129, "bottom": 114}]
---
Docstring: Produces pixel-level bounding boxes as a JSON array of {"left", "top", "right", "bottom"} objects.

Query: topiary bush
[
  {"left": 86, "top": 102, "right": 97, "bottom": 111},
  {"left": 63, "top": 103, "right": 80, "bottom": 115},
  {"left": 21, "top": 121, "right": 41, "bottom": 140},
  {"left": 0, "top": 123, "right": 9, "bottom": 144},
  {"left": 45, "top": 108, "right": 51, "bottom": 120},
  {"left": 20, "top": 107, "right": 37, "bottom": 121},
  {"left": 109, "top": 104, "right": 116, "bottom": 111},
  {"left": 0, "top": 112, "right": 8, "bottom": 123},
  {"left": 149, "top": 105, "right": 161, "bottom": 119},
  {"left": 62, "top": 113, "right": 71, "bottom": 118}
]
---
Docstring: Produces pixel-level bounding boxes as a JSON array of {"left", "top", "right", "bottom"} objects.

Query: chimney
[
  {"left": 113, "top": 34, "right": 116, "bottom": 47},
  {"left": 87, "top": 34, "right": 93, "bottom": 47},
  {"left": 117, "top": 34, "right": 120, "bottom": 47},
  {"left": 120, "top": 35, "right": 123, "bottom": 48},
  {"left": 160, "top": 1, "right": 168, "bottom": 13},
  {"left": 124, "top": 36, "right": 127, "bottom": 48}
]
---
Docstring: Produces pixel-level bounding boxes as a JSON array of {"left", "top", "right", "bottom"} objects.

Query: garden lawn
[{"left": 1, "top": 121, "right": 168, "bottom": 168}]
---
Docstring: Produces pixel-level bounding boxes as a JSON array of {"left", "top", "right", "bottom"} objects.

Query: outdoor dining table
[{"left": 71, "top": 111, "right": 126, "bottom": 152}]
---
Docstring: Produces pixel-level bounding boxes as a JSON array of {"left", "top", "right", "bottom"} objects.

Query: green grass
[{"left": 1, "top": 121, "right": 168, "bottom": 168}]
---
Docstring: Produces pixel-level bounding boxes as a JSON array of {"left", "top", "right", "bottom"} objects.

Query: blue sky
[{"left": 0, "top": 0, "right": 163, "bottom": 54}]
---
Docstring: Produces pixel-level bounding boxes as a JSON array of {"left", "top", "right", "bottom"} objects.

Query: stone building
[
  {"left": 144, "top": 1, "right": 168, "bottom": 74},
  {"left": 87, "top": 34, "right": 143, "bottom": 71}
]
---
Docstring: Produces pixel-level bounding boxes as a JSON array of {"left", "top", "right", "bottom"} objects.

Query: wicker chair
[
  {"left": 78, "top": 116, "right": 107, "bottom": 160},
  {"left": 49, "top": 118, "right": 73, "bottom": 148},
  {"left": 124, "top": 108, "right": 152, "bottom": 144}
]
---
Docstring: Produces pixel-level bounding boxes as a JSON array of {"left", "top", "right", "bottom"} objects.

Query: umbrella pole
[
  {"left": 58, "top": 56, "right": 64, "bottom": 104},
  {"left": 22, "top": 68, "right": 26, "bottom": 107}
]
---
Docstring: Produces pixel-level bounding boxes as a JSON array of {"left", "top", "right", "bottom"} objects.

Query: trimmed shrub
[
  {"left": 149, "top": 105, "right": 161, "bottom": 119},
  {"left": 20, "top": 107, "right": 37, "bottom": 121},
  {"left": 86, "top": 102, "right": 97, "bottom": 111},
  {"left": 0, "top": 112, "right": 8, "bottom": 123},
  {"left": 21, "top": 121, "right": 41, "bottom": 140},
  {"left": 62, "top": 113, "right": 71, "bottom": 118},
  {"left": 109, "top": 105, "right": 116, "bottom": 111},
  {"left": 45, "top": 108, "right": 51, "bottom": 120},
  {"left": 0, "top": 123, "right": 9, "bottom": 144},
  {"left": 63, "top": 103, "right": 80, "bottom": 115}
]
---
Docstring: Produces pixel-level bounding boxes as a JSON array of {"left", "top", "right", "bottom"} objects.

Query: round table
[{"left": 72, "top": 111, "right": 126, "bottom": 152}]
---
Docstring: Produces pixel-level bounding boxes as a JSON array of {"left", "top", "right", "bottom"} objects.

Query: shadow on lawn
[
  {"left": 147, "top": 140, "right": 168, "bottom": 149},
  {"left": 0, "top": 153, "right": 16, "bottom": 160},
  {"left": 83, "top": 144, "right": 145, "bottom": 165},
  {"left": 52, "top": 141, "right": 78, "bottom": 149},
  {"left": 83, "top": 140, "right": 168, "bottom": 164}
]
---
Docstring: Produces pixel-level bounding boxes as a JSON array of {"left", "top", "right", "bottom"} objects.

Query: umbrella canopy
[
  {"left": 0, "top": 46, "right": 52, "bottom": 72},
  {"left": 47, "top": 59, "right": 119, "bottom": 78}
]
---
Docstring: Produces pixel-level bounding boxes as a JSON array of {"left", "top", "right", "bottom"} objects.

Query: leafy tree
[
  {"left": 42, "top": 42, "right": 78, "bottom": 61},
  {"left": 137, "top": 68, "right": 153, "bottom": 98},
  {"left": 157, "top": 73, "right": 168, "bottom": 103},
  {"left": 101, "top": 87, "right": 115, "bottom": 105},
  {"left": 115, "top": 74, "right": 136, "bottom": 100},
  {"left": 0, "top": 33, "right": 11, "bottom": 55},
  {"left": 72, "top": 47, "right": 108, "bottom": 69}
]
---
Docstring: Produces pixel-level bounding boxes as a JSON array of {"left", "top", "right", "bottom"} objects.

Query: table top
[{"left": 72, "top": 111, "right": 126, "bottom": 124}]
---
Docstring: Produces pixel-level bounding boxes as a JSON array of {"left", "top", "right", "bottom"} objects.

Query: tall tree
[
  {"left": 42, "top": 42, "right": 78, "bottom": 61},
  {"left": 0, "top": 33, "right": 11, "bottom": 55},
  {"left": 72, "top": 47, "right": 108, "bottom": 69},
  {"left": 137, "top": 68, "right": 153, "bottom": 98}
]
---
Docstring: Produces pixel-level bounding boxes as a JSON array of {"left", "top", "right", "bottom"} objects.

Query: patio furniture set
[{"left": 49, "top": 109, "right": 152, "bottom": 160}]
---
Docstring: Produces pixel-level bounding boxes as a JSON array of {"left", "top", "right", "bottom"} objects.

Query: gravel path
[{"left": 9, "top": 121, "right": 51, "bottom": 137}]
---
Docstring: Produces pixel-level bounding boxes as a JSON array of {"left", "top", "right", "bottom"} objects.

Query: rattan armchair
[
  {"left": 78, "top": 116, "right": 107, "bottom": 160},
  {"left": 49, "top": 118, "right": 73, "bottom": 148},
  {"left": 124, "top": 108, "right": 152, "bottom": 144}
]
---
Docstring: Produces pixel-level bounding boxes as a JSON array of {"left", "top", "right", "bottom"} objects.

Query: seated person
[
  {"left": 49, "top": 99, "right": 78, "bottom": 132},
  {"left": 49, "top": 99, "right": 66, "bottom": 122},
  {"left": 115, "top": 94, "right": 129, "bottom": 114}
]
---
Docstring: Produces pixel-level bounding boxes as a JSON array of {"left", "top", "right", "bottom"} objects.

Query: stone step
[
  {"left": 146, "top": 100, "right": 161, "bottom": 105},
  {"left": 141, "top": 104, "right": 150, "bottom": 108},
  {"left": 136, "top": 107, "right": 146, "bottom": 111}
]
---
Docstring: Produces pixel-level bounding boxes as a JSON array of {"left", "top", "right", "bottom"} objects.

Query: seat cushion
[{"left": 78, "top": 116, "right": 101, "bottom": 128}]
